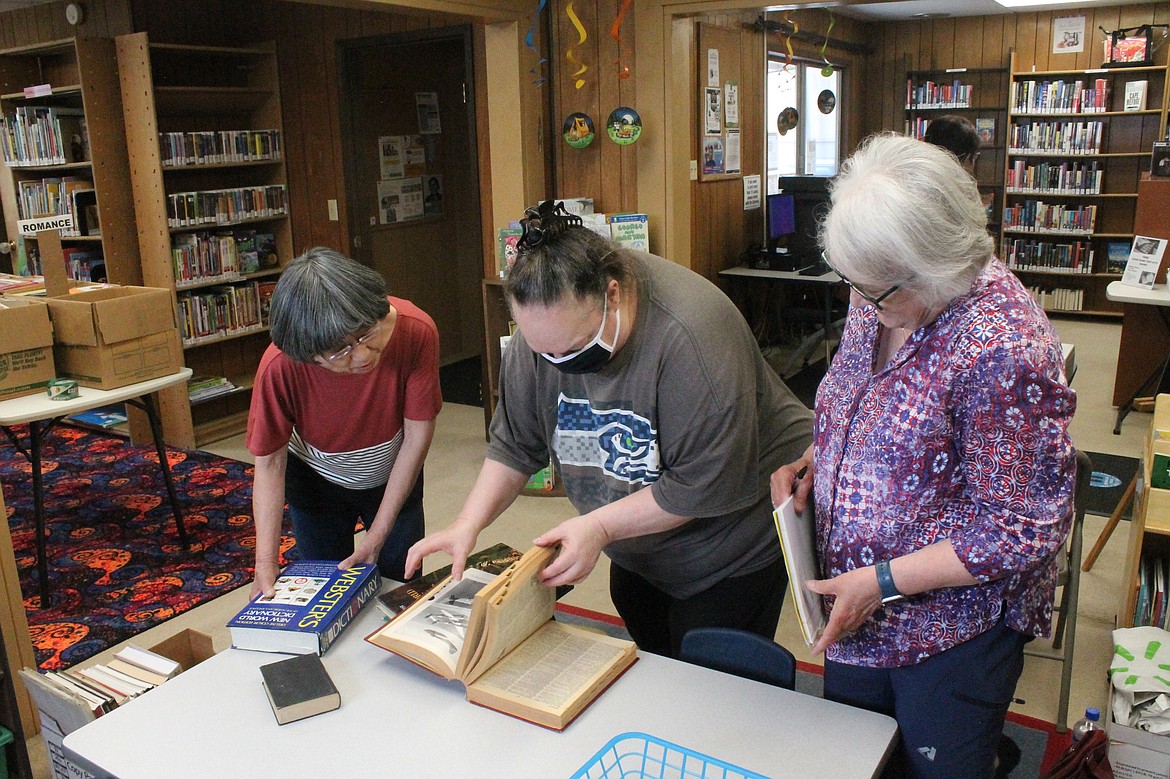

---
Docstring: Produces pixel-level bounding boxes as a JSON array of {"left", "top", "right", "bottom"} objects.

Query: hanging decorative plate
[
  {"left": 607, "top": 107, "right": 642, "bottom": 145},
  {"left": 777, "top": 106, "right": 799, "bottom": 136},
  {"left": 817, "top": 90, "right": 837, "bottom": 115},
  {"left": 563, "top": 112, "right": 596, "bottom": 148}
]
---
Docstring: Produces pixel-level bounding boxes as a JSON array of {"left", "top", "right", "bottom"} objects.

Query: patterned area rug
[{"left": 0, "top": 424, "right": 293, "bottom": 671}]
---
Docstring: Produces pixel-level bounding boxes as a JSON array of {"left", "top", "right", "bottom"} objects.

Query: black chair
[
  {"left": 1023, "top": 448, "right": 1092, "bottom": 733},
  {"left": 679, "top": 627, "right": 797, "bottom": 690}
]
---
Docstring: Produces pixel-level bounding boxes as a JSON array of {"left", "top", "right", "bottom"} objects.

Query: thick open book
[
  {"left": 773, "top": 495, "right": 827, "bottom": 646},
  {"left": 365, "top": 545, "right": 637, "bottom": 730}
]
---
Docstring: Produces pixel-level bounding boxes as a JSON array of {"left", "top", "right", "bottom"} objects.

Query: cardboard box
[
  {"left": 40, "top": 714, "right": 96, "bottom": 779},
  {"left": 149, "top": 628, "right": 215, "bottom": 673},
  {"left": 1108, "top": 714, "right": 1170, "bottom": 778},
  {"left": 45, "top": 286, "right": 181, "bottom": 390},
  {"left": 0, "top": 297, "right": 55, "bottom": 401}
]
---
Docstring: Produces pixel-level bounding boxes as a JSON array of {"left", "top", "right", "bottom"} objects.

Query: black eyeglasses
[{"left": 821, "top": 251, "right": 901, "bottom": 310}]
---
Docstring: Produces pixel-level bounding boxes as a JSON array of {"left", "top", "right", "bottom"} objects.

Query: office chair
[
  {"left": 1023, "top": 448, "right": 1092, "bottom": 733},
  {"left": 679, "top": 627, "right": 797, "bottom": 690}
]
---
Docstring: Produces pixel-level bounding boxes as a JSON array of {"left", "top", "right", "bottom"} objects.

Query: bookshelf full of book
[
  {"left": 116, "top": 33, "right": 293, "bottom": 448},
  {"left": 1001, "top": 50, "right": 1169, "bottom": 318},
  {"left": 904, "top": 65, "right": 1009, "bottom": 243},
  {"left": 1121, "top": 394, "right": 1170, "bottom": 629},
  {"left": 0, "top": 37, "right": 142, "bottom": 288}
]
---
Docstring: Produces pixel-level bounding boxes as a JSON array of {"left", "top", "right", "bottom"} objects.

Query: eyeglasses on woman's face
[
  {"left": 322, "top": 322, "right": 383, "bottom": 364},
  {"left": 820, "top": 251, "right": 901, "bottom": 311}
]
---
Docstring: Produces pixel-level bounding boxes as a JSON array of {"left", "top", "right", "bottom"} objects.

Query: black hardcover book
[
  {"left": 1152, "top": 141, "right": 1170, "bottom": 178},
  {"left": 260, "top": 653, "right": 340, "bottom": 725}
]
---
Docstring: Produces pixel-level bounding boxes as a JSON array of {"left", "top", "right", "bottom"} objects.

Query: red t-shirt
[{"left": 246, "top": 297, "right": 442, "bottom": 469}]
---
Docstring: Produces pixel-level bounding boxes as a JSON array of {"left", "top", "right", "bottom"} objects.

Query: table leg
[
  {"left": 29, "top": 421, "right": 49, "bottom": 609},
  {"left": 134, "top": 393, "right": 189, "bottom": 548}
]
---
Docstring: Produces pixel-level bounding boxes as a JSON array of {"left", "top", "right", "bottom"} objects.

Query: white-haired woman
[{"left": 772, "top": 134, "right": 1076, "bottom": 779}]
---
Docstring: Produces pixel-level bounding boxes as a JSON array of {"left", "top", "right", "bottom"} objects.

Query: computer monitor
[
  {"left": 767, "top": 193, "right": 796, "bottom": 243},
  {"left": 776, "top": 175, "right": 833, "bottom": 263}
]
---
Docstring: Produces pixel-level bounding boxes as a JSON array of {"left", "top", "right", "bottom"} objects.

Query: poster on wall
[
  {"left": 743, "top": 174, "right": 761, "bottom": 211},
  {"left": 724, "top": 82, "right": 739, "bottom": 128},
  {"left": 724, "top": 129, "right": 741, "bottom": 175},
  {"left": 707, "top": 49, "right": 719, "bottom": 87},
  {"left": 379, "top": 136, "right": 404, "bottom": 179},
  {"left": 702, "top": 137, "right": 724, "bottom": 175},
  {"left": 378, "top": 177, "right": 424, "bottom": 224},
  {"left": 705, "top": 87, "right": 722, "bottom": 135},
  {"left": 1053, "top": 16, "right": 1086, "bottom": 54},
  {"left": 416, "top": 92, "right": 442, "bottom": 134},
  {"left": 423, "top": 175, "right": 444, "bottom": 216}
]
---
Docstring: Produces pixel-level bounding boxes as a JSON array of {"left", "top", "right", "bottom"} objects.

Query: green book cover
[{"left": 1152, "top": 453, "right": 1170, "bottom": 491}]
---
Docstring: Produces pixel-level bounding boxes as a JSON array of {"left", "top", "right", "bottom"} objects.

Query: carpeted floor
[
  {"left": 1, "top": 424, "right": 294, "bottom": 670},
  {"left": 555, "top": 604, "right": 1068, "bottom": 777},
  {"left": 1083, "top": 451, "right": 1139, "bottom": 520}
]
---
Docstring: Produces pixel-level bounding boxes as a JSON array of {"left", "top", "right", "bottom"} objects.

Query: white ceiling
[{"left": 825, "top": 0, "right": 1164, "bottom": 21}]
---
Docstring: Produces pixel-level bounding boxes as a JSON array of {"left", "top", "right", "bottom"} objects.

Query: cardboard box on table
[
  {"left": 149, "top": 628, "right": 215, "bottom": 672},
  {"left": 0, "top": 297, "right": 55, "bottom": 401},
  {"left": 44, "top": 286, "right": 182, "bottom": 390}
]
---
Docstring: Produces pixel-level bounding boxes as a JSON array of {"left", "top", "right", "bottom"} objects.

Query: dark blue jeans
[
  {"left": 824, "top": 618, "right": 1028, "bottom": 779},
  {"left": 284, "top": 453, "right": 424, "bottom": 581}
]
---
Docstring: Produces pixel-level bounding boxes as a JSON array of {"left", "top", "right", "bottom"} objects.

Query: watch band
[{"left": 876, "top": 559, "right": 904, "bottom": 604}]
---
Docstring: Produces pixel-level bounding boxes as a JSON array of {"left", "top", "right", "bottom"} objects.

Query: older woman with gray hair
[
  {"left": 246, "top": 247, "right": 442, "bottom": 598},
  {"left": 771, "top": 134, "right": 1076, "bottom": 779}
]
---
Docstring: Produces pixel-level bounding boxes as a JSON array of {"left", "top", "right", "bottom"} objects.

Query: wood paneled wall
[{"left": 0, "top": 0, "right": 131, "bottom": 45}]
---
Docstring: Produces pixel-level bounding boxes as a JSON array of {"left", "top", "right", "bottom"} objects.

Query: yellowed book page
[
  {"left": 454, "top": 567, "right": 512, "bottom": 678},
  {"left": 466, "top": 621, "right": 635, "bottom": 722},
  {"left": 462, "top": 546, "right": 558, "bottom": 683},
  {"left": 366, "top": 568, "right": 497, "bottom": 678}
]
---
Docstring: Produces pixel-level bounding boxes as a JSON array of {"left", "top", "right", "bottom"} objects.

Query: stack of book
[
  {"left": 187, "top": 374, "right": 237, "bottom": 403},
  {"left": 20, "top": 643, "right": 180, "bottom": 719}
]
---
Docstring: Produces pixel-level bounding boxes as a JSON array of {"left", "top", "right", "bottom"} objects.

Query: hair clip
[{"left": 518, "top": 200, "right": 582, "bottom": 251}]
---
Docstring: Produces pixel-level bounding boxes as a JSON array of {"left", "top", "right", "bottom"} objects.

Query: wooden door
[{"left": 338, "top": 28, "right": 484, "bottom": 368}]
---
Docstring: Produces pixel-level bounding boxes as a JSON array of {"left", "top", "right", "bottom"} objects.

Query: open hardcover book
[{"left": 365, "top": 545, "right": 637, "bottom": 730}]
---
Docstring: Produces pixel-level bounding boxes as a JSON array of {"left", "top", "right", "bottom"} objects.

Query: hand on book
[
  {"left": 770, "top": 446, "right": 813, "bottom": 512},
  {"left": 533, "top": 515, "right": 609, "bottom": 587},
  {"left": 405, "top": 519, "right": 481, "bottom": 581},
  {"left": 250, "top": 559, "right": 282, "bottom": 600}
]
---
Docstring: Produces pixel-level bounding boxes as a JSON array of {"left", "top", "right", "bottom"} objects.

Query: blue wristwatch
[{"left": 876, "top": 560, "right": 904, "bottom": 605}]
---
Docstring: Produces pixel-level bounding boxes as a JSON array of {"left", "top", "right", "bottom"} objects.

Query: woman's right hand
[
  {"left": 771, "top": 445, "right": 814, "bottom": 513},
  {"left": 404, "top": 520, "right": 481, "bottom": 581}
]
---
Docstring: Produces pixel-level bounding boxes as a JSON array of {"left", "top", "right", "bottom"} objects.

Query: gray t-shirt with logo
[{"left": 488, "top": 251, "right": 813, "bottom": 598}]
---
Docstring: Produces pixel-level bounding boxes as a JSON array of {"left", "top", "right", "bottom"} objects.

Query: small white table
[
  {"left": 63, "top": 601, "right": 897, "bottom": 778},
  {"left": 1106, "top": 282, "right": 1170, "bottom": 433},
  {"left": 0, "top": 368, "right": 194, "bottom": 607}
]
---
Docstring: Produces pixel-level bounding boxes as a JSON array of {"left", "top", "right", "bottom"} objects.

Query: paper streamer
[
  {"left": 524, "top": 0, "right": 549, "bottom": 86},
  {"left": 566, "top": 1, "right": 589, "bottom": 90},
  {"left": 609, "top": 0, "right": 634, "bottom": 79},
  {"left": 780, "top": 13, "right": 797, "bottom": 75},
  {"left": 820, "top": 11, "right": 836, "bottom": 76}
]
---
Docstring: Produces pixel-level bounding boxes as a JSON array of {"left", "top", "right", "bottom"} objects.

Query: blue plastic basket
[{"left": 570, "top": 732, "right": 772, "bottom": 779}]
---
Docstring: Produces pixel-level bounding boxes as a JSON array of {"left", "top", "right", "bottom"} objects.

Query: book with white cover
[
  {"left": 1124, "top": 80, "right": 1148, "bottom": 112},
  {"left": 772, "top": 495, "right": 827, "bottom": 646}
]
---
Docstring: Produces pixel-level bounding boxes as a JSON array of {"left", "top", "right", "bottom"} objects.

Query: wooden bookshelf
[
  {"left": 0, "top": 484, "right": 36, "bottom": 778},
  {"left": 0, "top": 37, "right": 141, "bottom": 288},
  {"left": 904, "top": 65, "right": 1009, "bottom": 244},
  {"left": 1002, "top": 51, "right": 1170, "bottom": 318},
  {"left": 116, "top": 33, "right": 293, "bottom": 449}
]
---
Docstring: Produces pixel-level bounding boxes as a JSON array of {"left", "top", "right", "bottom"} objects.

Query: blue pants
[
  {"left": 824, "top": 619, "right": 1028, "bottom": 779},
  {"left": 284, "top": 453, "right": 424, "bottom": 582},
  {"left": 608, "top": 556, "right": 787, "bottom": 659}
]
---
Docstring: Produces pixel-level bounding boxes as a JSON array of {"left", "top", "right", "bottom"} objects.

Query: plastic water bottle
[{"left": 1071, "top": 706, "right": 1103, "bottom": 742}]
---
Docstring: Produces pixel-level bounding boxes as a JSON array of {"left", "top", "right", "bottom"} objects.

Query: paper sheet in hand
[{"left": 773, "top": 496, "right": 827, "bottom": 646}]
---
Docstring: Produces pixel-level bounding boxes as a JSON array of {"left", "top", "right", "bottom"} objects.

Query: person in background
[
  {"left": 923, "top": 114, "right": 981, "bottom": 173},
  {"left": 247, "top": 247, "right": 442, "bottom": 598},
  {"left": 771, "top": 134, "right": 1076, "bottom": 779},
  {"left": 406, "top": 200, "right": 813, "bottom": 658}
]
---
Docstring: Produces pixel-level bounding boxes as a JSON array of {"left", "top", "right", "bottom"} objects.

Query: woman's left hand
[
  {"left": 806, "top": 566, "right": 883, "bottom": 655},
  {"left": 533, "top": 514, "right": 610, "bottom": 587},
  {"left": 339, "top": 542, "right": 380, "bottom": 571}
]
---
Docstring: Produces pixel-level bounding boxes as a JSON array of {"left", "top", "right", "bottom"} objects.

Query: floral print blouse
[{"left": 813, "top": 258, "right": 1077, "bottom": 668}]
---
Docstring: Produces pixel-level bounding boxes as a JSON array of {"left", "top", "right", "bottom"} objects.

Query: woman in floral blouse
[{"left": 772, "top": 133, "right": 1076, "bottom": 779}]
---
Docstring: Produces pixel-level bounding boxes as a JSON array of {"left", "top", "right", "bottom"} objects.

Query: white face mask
[{"left": 540, "top": 297, "right": 621, "bottom": 374}]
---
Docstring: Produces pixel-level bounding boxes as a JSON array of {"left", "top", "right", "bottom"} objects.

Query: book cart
[
  {"left": 1002, "top": 49, "right": 1169, "bottom": 318},
  {"left": 115, "top": 33, "right": 293, "bottom": 448}
]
